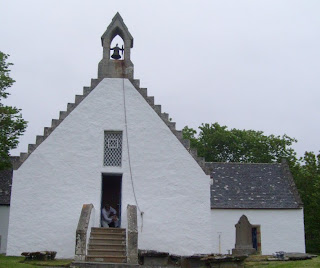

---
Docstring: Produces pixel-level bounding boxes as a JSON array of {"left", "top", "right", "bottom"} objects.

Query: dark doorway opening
[
  {"left": 101, "top": 174, "right": 122, "bottom": 227},
  {"left": 252, "top": 225, "right": 261, "bottom": 254},
  {"left": 252, "top": 228, "right": 257, "bottom": 250}
]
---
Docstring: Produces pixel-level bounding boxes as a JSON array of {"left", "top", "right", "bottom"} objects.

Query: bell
[
  {"left": 111, "top": 49, "right": 121, "bottom": 60},
  {"left": 111, "top": 44, "right": 124, "bottom": 60}
]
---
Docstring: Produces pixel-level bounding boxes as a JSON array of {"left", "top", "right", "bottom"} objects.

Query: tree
[
  {"left": 294, "top": 152, "right": 320, "bottom": 253},
  {"left": 183, "top": 122, "right": 320, "bottom": 252},
  {"left": 0, "top": 52, "right": 27, "bottom": 170},
  {"left": 183, "top": 123, "right": 297, "bottom": 164}
]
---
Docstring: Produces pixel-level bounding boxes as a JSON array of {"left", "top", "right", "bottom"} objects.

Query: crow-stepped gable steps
[
  {"left": 13, "top": 12, "right": 208, "bottom": 174},
  {"left": 15, "top": 78, "right": 207, "bottom": 173}
]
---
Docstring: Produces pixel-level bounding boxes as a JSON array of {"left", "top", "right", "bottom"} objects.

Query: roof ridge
[{"left": 205, "top": 162, "right": 281, "bottom": 165}]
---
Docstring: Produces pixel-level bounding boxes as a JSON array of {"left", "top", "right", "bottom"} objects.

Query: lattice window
[{"left": 104, "top": 131, "right": 123, "bottom": 166}]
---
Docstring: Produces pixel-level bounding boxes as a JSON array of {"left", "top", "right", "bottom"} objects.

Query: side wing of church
[{"left": 4, "top": 13, "right": 305, "bottom": 261}]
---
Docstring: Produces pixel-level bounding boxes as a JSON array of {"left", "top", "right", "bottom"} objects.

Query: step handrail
[
  {"left": 74, "top": 204, "right": 95, "bottom": 261},
  {"left": 126, "top": 204, "right": 138, "bottom": 264}
]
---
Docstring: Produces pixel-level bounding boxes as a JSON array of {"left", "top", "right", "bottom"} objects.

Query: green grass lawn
[
  {"left": 1, "top": 254, "right": 319, "bottom": 268},
  {"left": 0, "top": 255, "right": 41, "bottom": 268},
  {"left": 245, "top": 256, "right": 320, "bottom": 268},
  {"left": 0, "top": 255, "right": 72, "bottom": 268}
]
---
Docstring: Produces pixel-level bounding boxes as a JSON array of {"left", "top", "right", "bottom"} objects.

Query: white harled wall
[
  {"left": 0, "top": 205, "right": 10, "bottom": 253},
  {"left": 7, "top": 79, "right": 212, "bottom": 258},
  {"left": 210, "top": 209, "right": 305, "bottom": 255}
]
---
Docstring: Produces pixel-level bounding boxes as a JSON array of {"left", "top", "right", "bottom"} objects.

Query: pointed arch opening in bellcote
[
  {"left": 98, "top": 13, "right": 134, "bottom": 79},
  {"left": 110, "top": 33, "right": 125, "bottom": 60}
]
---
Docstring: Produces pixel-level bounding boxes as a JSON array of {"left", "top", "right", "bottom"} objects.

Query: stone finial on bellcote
[{"left": 98, "top": 12, "right": 134, "bottom": 79}]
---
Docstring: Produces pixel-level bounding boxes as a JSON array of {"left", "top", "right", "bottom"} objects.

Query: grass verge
[
  {"left": 245, "top": 255, "right": 320, "bottom": 268},
  {"left": 0, "top": 255, "right": 72, "bottom": 268}
]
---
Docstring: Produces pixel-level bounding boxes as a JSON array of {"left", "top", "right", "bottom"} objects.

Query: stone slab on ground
[
  {"left": 21, "top": 251, "right": 57, "bottom": 261},
  {"left": 71, "top": 261, "right": 139, "bottom": 268},
  {"left": 284, "top": 253, "right": 316, "bottom": 260},
  {"left": 138, "top": 252, "right": 247, "bottom": 267},
  {"left": 267, "top": 252, "right": 317, "bottom": 261},
  {"left": 267, "top": 257, "right": 290, "bottom": 261},
  {"left": 202, "top": 255, "right": 246, "bottom": 268},
  {"left": 139, "top": 250, "right": 170, "bottom": 266}
]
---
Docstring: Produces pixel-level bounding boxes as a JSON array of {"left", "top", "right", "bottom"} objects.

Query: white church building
[{"left": 2, "top": 13, "right": 305, "bottom": 262}]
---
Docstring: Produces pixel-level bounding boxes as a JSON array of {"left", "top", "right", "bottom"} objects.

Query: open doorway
[
  {"left": 101, "top": 174, "right": 122, "bottom": 226},
  {"left": 252, "top": 225, "right": 262, "bottom": 254}
]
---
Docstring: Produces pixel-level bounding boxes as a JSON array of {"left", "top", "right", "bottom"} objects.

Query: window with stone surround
[{"left": 104, "top": 131, "right": 123, "bottom": 166}]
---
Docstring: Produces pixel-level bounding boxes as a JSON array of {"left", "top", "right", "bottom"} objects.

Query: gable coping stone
[
  {"left": 129, "top": 78, "right": 209, "bottom": 174},
  {"left": 14, "top": 78, "right": 208, "bottom": 173},
  {"left": 14, "top": 79, "right": 101, "bottom": 169}
]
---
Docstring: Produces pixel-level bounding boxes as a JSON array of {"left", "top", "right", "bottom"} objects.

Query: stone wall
[
  {"left": 0, "top": 205, "right": 10, "bottom": 253},
  {"left": 7, "top": 78, "right": 211, "bottom": 258},
  {"left": 210, "top": 209, "right": 305, "bottom": 255}
]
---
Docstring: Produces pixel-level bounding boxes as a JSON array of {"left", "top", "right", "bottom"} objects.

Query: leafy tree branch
[{"left": 0, "top": 52, "right": 27, "bottom": 170}]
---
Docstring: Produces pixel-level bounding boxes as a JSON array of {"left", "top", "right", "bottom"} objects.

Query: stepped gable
[
  {"left": 129, "top": 80, "right": 207, "bottom": 172},
  {"left": 206, "top": 162, "right": 303, "bottom": 209},
  {"left": 14, "top": 77, "right": 207, "bottom": 172},
  {"left": 14, "top": 13, "right": 208, "bottom": 173},
  {"left": 15, "top": 79, "right": 100, "bottom": 169}
]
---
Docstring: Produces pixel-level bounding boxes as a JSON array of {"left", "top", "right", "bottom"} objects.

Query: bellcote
[{"left": 98, "top": 13, "right": 134, "bottom": 79}]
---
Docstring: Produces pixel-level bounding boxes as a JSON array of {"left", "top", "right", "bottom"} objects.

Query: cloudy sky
[{"left": 1, "top": 0, "right": 320, "bottom": 158}]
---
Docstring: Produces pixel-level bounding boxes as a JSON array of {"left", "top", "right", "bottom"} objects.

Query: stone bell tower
[{"left": 98, "top": 12, "right": 134, "bottom": 79}]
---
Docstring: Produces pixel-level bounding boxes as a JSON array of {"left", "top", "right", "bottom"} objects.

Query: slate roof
[
  {"left": 0, "top": 168, "right": 12, "bottom": 205},
  {"left": 206, "top": 162, "right": 303, "bottom": 209}
]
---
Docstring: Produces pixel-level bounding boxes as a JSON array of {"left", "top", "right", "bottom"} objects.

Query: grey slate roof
[
  {"left": 0, "top": 168, "right": 12, "bottom": 205},
  {"left": 206, "top": 162, "right": 303, "bottom": 209}
]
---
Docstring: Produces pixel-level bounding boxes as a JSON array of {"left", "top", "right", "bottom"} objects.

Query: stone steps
[
  {"left": 86, "top": 255, "right": 126, "bottom": 263},
  {"left": 86, "top": 227, "right": 127, "bottom": 264},
  {"left": 71, "top": 261, "right": 138, "bottom": 268},
  {"left": 91, "top": 227, "right": 126, "bottom": 234},
  {"left": 87, "top": 249, "right": 126, "bottom": 256},
  {"left": 91, "top": 233, "right": 125, "bottom": 239},
  {"left": 89, "top": 238, "right": 126, "bottom": 245},
  {"left": 89, "top": 243, "right": 126, "bottom": 250}
]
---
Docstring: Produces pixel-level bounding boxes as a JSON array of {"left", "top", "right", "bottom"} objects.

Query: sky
[{"left": 1, "top": 0, "right": 320, "bottom": 158}]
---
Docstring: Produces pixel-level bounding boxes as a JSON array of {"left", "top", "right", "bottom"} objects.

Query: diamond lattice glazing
[{"left": 104, "top": 132, "right": 122, "bottom": 166}]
